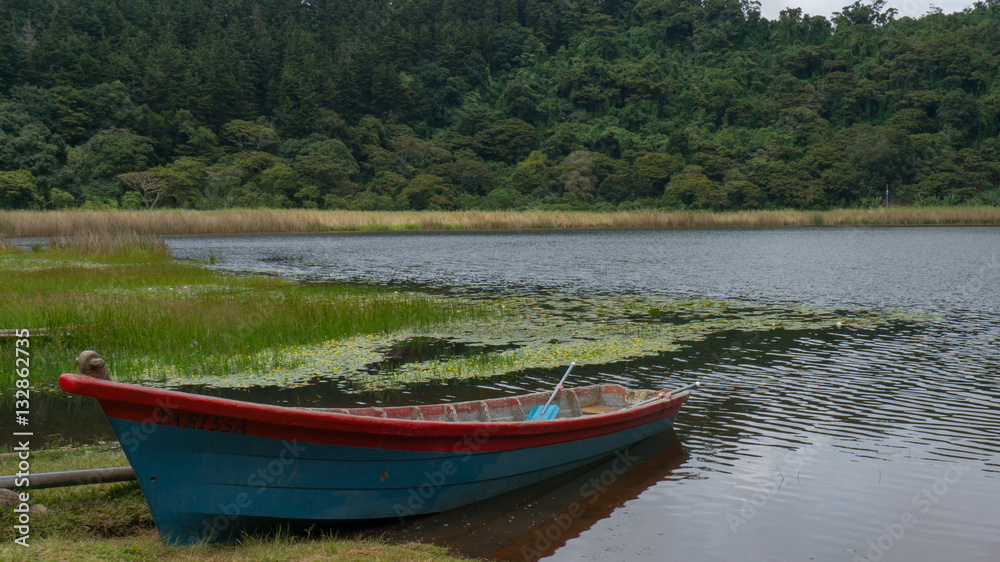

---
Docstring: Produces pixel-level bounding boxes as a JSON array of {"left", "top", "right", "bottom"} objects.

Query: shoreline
[{"left": 2, "top": 206, "right": 1000, "bottom": 238}]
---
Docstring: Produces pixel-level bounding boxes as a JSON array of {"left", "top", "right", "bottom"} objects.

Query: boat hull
[
  {"left": 59, "top": 374, "right": 689, "bottom": 544},
  {"left": 108, "top": 413, "right": 676, "bottom": 544}
]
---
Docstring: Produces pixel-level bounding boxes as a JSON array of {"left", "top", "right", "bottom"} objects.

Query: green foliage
[
  {"left": 398, "top": 174, "right": 459, "bottom": 210},
  {"left": 0, "top": 169, "right": 42, "bottom": 209},
  {"left": 510, "top": 151, "right": 554, "bottom": 194},
  {"left": 47, "top": 187, "right": 76, "bottom": 209},
  {"left": 634, "top": 152, "right": 679, "bottom": 194},
  {"left": 476, "top": 118, "right": 539, "bottom": 163},
  {"left": 3, "top": 0, "right": 1000, "bottom": 211},
  {"left": 221, "top": 120, "right": 277, "bottom": 153},
  {"left": 73, "top": 128, "right": 155, "bottom": 201}
]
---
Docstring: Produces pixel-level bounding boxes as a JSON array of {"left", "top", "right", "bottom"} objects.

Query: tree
[
  {"left": 294, "top": 185, "right": 322, "bottom": 208},
  {"left": 503, "top": 79, "right": 540, "bottom": 121},
  {"left": 257, "top": 163, "right": 300, "bottom": 199},
  {"left": 221, "top": 120, "right": 277, "bottom": 153},
  {"left": 203, "top": 163, "right": 245, "bottom": 204},
  {"left": 663, "top": 166, "right": 724, "bottom": 209},
  {"left": 938, "top": 89, "right": 979, "bottom": 140},
  {"left": 0, "top": 169, "right": 42, "bottom": 209},
  {"left": 0, "top": 101, "right": 69, "bottom": 193},
  {"left": 833, "top": 0, "right": 897, "bottom": 29},
  {"left": 456, "top": 107, "right": 496, "bottom": 137},
  {"left": 150, "top": 158, "right": 206, "bottom": 207},
  {"left": 174, "top": 110, "right": 222, "bottom": 159},
  {"left": 47, "top": 188, "right": 77, "bottom": 209},
  {"left": 293, "top": 154, "right": 357, "bottom": 197},
  {"left": 542, "top": 123, "right": 581, "bottom": 158},
  {"left": 560, "top": 150, "right": 598, "bottom": 199},
  {"left": 398, "top": 174, "right": 459, "bottom": 210},
  {"left": 74, "top": 128, "right": 156, "bottom": 201},
  {"left": 476, "top": 118, "right": 539, "bottom": 162},
  {"left": 490, "top": 28, "right": 523, "bottom": 70},
  {"left": 441, "top": 158, "right": 495, "bottom": 195},
  {"left": 118, "top": 171, "right": 166, "bottom": 209},
  {"left": 841, "top": 124, "right": 914, "bottom": 201},
  {"left": 510, "top": 151, "right": 555, "bottom": 194},
  {"left": 633, "top": 152, "right": 679, "bottom": 195},
  {"left": 300, "top": 139, "right": 359, "bottom": 177}
]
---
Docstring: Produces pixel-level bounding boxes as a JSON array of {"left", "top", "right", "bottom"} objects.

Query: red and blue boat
[{"left": 59, "top": 372, "right": 695, "bottom": 544}]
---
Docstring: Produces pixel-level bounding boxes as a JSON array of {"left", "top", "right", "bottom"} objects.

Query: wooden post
[
  {"left": 0, "top": 467, "right": 135, "bottom": 490},
  {"left": 76, "top": 350, "right": 109, "bottom": 380}
]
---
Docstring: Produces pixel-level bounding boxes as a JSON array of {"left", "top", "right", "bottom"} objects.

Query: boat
[{"left": 59, "top": 370, "right": 695, "bottom": 545}]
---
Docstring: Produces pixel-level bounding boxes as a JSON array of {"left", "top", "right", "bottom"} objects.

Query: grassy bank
[
  {"left": 2, "top": 206, "right": 1000, "bottom": 237},
  {"left": 0, "top": 234, "right": 491, "bottom": 391},
  {"left": 0, "top": 446, "right": 467, "bottom": 561}
]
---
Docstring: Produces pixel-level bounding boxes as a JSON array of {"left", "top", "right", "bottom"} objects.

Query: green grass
[
  {"left": 0, "top": 531, "right": 467, "bottom": 561},
  {"left": 39, "top": 231, "right": 174, "bottom": 263},
  {"left": 0, "top": 234, "right": 489, "bottom": 391}
]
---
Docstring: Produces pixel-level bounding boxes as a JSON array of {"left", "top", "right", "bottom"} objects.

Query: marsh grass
[
  {"left": 3, "top": 206, "right": 999, "bottom": 238},
  {"left": 40, "top": 230, "right": 173, "bottom": 262},
  {"left": 0, "top": 237, "right": 487, "bottom": 390}
]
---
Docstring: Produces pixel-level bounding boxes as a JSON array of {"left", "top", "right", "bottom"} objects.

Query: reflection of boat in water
[
  {"left": 59, "top": 369, "right": 694, "bottom": 545},
  {"left": 381, "top": 429, "right": 688, "bottom": 561}
]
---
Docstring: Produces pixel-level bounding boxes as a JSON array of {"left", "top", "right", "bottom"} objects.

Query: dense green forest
[{"left": 2, "top": 0, "right": 1000, "bottom": 211}]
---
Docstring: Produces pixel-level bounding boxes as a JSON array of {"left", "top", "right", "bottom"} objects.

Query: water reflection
[{"left": 370, "top": 430, "right": 688, "bottom": 561}]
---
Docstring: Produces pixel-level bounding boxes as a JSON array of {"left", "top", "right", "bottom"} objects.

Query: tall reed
[
  {"left": 3, "top": 207, "right": 999, "bottom": 238},
  {"left": 40, "top": 230, "right": 173, "bottom": 261}
]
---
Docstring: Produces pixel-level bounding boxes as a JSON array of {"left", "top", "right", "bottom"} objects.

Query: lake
[{"left": 24, "top": 227, "right": 1000, "bottom": 560}]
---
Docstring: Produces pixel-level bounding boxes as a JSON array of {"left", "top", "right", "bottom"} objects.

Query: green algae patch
[{"left": 147, "top": 294, "right": 937, "bottom": 390}]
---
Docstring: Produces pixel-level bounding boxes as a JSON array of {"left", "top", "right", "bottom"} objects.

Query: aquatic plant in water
[{"left": 151, "top": 294, "right": 936, "bottom": 390}]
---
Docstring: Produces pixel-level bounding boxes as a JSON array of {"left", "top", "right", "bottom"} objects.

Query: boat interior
[{"left": 320, "top": 384, "right": 661, "bottom": 423}]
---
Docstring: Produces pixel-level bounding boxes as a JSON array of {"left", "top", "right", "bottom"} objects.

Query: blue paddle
[{"left": 525, "top": 362, "right": 575, "bottom": 421}]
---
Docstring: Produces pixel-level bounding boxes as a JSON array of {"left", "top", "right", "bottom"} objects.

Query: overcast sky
[{"left": 756, "top": 0, "right": 975, "bottom": 20}]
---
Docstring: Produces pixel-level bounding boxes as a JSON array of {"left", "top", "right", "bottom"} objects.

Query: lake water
[{"left": 24, "top": 227, "right": 1000, "bottom": 560}]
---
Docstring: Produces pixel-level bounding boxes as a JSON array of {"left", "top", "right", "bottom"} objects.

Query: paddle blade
[{"left": 526, "top": 405, "right": 560, "bottom": 421}]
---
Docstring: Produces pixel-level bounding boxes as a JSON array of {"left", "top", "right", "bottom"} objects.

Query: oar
[
  {"left": 526, "top": 362, "right": 575, "bottom": 421},
  {"left": 628, "top": 381, "right": 701, "bottom": 409}
]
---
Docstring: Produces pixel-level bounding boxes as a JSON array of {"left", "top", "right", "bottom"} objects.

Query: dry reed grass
[{"left": 2, "top": 207, "right": 999, "bottom": 237}]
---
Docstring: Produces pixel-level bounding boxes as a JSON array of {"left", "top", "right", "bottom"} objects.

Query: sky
[{"left": 756, "top": 0, "right": 975, "bottom": 20}]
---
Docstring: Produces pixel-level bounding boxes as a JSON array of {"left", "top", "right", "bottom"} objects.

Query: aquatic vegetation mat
[
  {"left": 152, "top": 295, "right": 936, "bottom": 390},
  {"left": 0, "top": 246, "right": 936, "bottom": 394}
]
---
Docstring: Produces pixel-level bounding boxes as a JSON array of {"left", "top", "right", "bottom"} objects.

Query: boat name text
[{"left": 154, "top": 410, "right": 247, "bottom": 434}]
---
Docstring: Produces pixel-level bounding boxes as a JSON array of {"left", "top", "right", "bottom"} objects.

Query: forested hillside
[{"left": 3, "top": 0, "right": 1000, "bottom": 211}]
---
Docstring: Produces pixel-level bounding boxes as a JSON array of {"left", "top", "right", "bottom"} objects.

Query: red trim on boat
[{"left": 59, "top": 374, "right": 687, "bottom": 453}]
